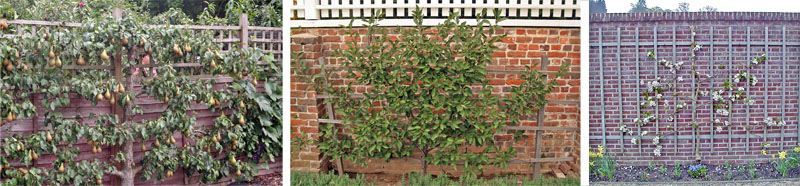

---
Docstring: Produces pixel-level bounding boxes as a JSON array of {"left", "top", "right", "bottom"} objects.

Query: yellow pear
[
  {"left": 184, "top": 43, "right": 192, "bottom": 53},
  {"left": 77, "top": 55, "right": 86, "bottom": 65},
  {"left": 48, "top": 47, "right": 55, "bottom": 59},
  {"left": 104, "top": 89, "right": 111, "bottom": 100},
  {"left": 100, "top": 50, "right": 109, "bottom": 61},
  {"left": 58, "top": 164, "right": 65, "bottom": 173},
  {"left": 173, "top": 44, "right": 183, "bottom": 57}
]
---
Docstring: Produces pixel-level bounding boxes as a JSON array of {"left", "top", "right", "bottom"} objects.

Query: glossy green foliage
[{"left": 299, "top": 7, "right": 566, "bottom": 175}]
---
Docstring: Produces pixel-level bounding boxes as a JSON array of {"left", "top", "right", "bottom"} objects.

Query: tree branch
[{"left": 105, "top": 170, "right": 124, "bottom": 178}]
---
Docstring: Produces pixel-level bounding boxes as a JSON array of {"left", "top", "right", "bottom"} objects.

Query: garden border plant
[{"left": 0, "top": 7, "right": 281, "bottom": 185}]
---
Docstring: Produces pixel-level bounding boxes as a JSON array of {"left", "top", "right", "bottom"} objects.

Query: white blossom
[{"left": 654, "top": 146, "right": 662, "bottom": 156}]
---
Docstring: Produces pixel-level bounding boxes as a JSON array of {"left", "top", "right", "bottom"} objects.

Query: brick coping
[{"left": 591, "top": 12, "right": 800, "bottom": 22}]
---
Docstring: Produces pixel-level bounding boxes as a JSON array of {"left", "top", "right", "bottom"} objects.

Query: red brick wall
[
  {"left": 291, "top": 26, "right": 580, "bottom": 176},
  {"left": 589, "top": 12, "right": 800, "bottom": 166}
]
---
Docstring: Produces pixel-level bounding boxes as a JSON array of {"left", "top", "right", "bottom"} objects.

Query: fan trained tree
[{"left": 298, "top": 7, "right": 566, "bottom": 175}]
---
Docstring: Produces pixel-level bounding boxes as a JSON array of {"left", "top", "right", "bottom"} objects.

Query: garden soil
[{"left": 591, "top": 162, "right": 800, "bottom": 183}]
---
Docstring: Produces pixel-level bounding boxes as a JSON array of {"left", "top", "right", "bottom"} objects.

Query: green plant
[
  {"left": 0, "top": 7, "right": 279, "bottom": 186},
  {"left": 772, "top": 151, "right": 793, "bottom": 177},
  {"left": 590, "top": 145, "right": 615, "bottom": 180},
  {"left": 641, "top": 172, "right": 649, "bottom": 182},
  {"left": 687, "top": 164, "right": 707, "bottom": 179},
  {"left": 298, "top": 7, "right": 566, "bottom": 175},
  {"left": 725, "top": 161, "right": 731, "bottom": 170},
  {"left": 738, "top": 165, "right": 745, "bottom": 176},
  {"left": 660, "top": 166, "right": 667, "bottom": 174},
  {"left": 748, "top": 162, "right": 756, "bottom": 178},
  {"left": 401, "top": 173, "right": 579, "bottom": 186},
  {"left": 648, "top": 162, "right": 654, "bottom": 171},
  {"left": 673, "top": 163, "right": 682, "bottom": 178},
  {"left": 291, "top": 171, "right": 373, "bottom": 186},
  {"left": 725, "top": 172, "right": 733, "bottom": 180}
]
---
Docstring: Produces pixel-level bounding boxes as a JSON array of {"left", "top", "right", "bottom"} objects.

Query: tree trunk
[
  {"left": 121, "top": 140, "right": 136, "bottom": 186},
  {"left": 421, "top": 150, "right": 427, "bottom": 175}
]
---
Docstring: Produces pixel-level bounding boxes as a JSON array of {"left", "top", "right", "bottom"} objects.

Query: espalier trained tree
[
  {"left": 0, "top": 8, "right": 280, "bottom": 186},
  {"left": 298, "top": 8, "right": 565, "bottom": 175}
]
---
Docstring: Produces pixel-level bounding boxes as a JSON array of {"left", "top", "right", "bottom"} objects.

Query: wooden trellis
[
  {"left": 590, "top": 25, "right": 800, "bottom": 157},
  {"left": 316, "top": 55, "right": 579, "bottom": 178}
]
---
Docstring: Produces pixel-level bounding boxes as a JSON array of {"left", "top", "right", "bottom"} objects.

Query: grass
[
  {"left": 291, "top": 171, "right": 579, "bottom": 186},
  {"left": 291, "top": 171, "right": 373, "bottom": 186}
]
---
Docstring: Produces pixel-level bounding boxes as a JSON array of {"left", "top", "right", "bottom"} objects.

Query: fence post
[{"left": 239, "top": 14, "right": 249, "bottom": 49}]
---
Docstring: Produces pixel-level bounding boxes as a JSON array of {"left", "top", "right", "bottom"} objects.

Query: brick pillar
[{"left": 290, "top": 33, "right": 326, "bottom": 172}]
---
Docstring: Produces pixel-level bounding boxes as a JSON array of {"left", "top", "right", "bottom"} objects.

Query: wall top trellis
[
  {"left": 290, "top": 0, "right": 580, "bottom": 27},
  {"left": 590, "top": 12, "right": 800, "bottom": 22}
]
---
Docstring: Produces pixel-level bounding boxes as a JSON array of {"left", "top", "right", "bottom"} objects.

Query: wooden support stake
[{"left": 533, "top": 55, "right": 549, "bottom": 179}]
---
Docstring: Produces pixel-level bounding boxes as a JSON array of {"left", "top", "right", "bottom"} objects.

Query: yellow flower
[
  {"left": 779, "top": 151, "right": 787, "bottom": 159},
  {"left": 598, "top": 153, "right": 604, "bottom": 158},
  {"left": 598, "top": 145, "right": 604, "bottom": 154},
  {"left": 772, "top": 154, "right": 776, "bottom": 158},
  {"left": 590, "top": 152, "right": 597, "bottom": 158},
  {"left": 762, "top": 150, "right": 767, "bottom": 155},
  {"left": 590, "top": 161, "right": 595, "bottom": 166},
  {"left": 794, "top": 147, "right": 800, "bottom": 153}
]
